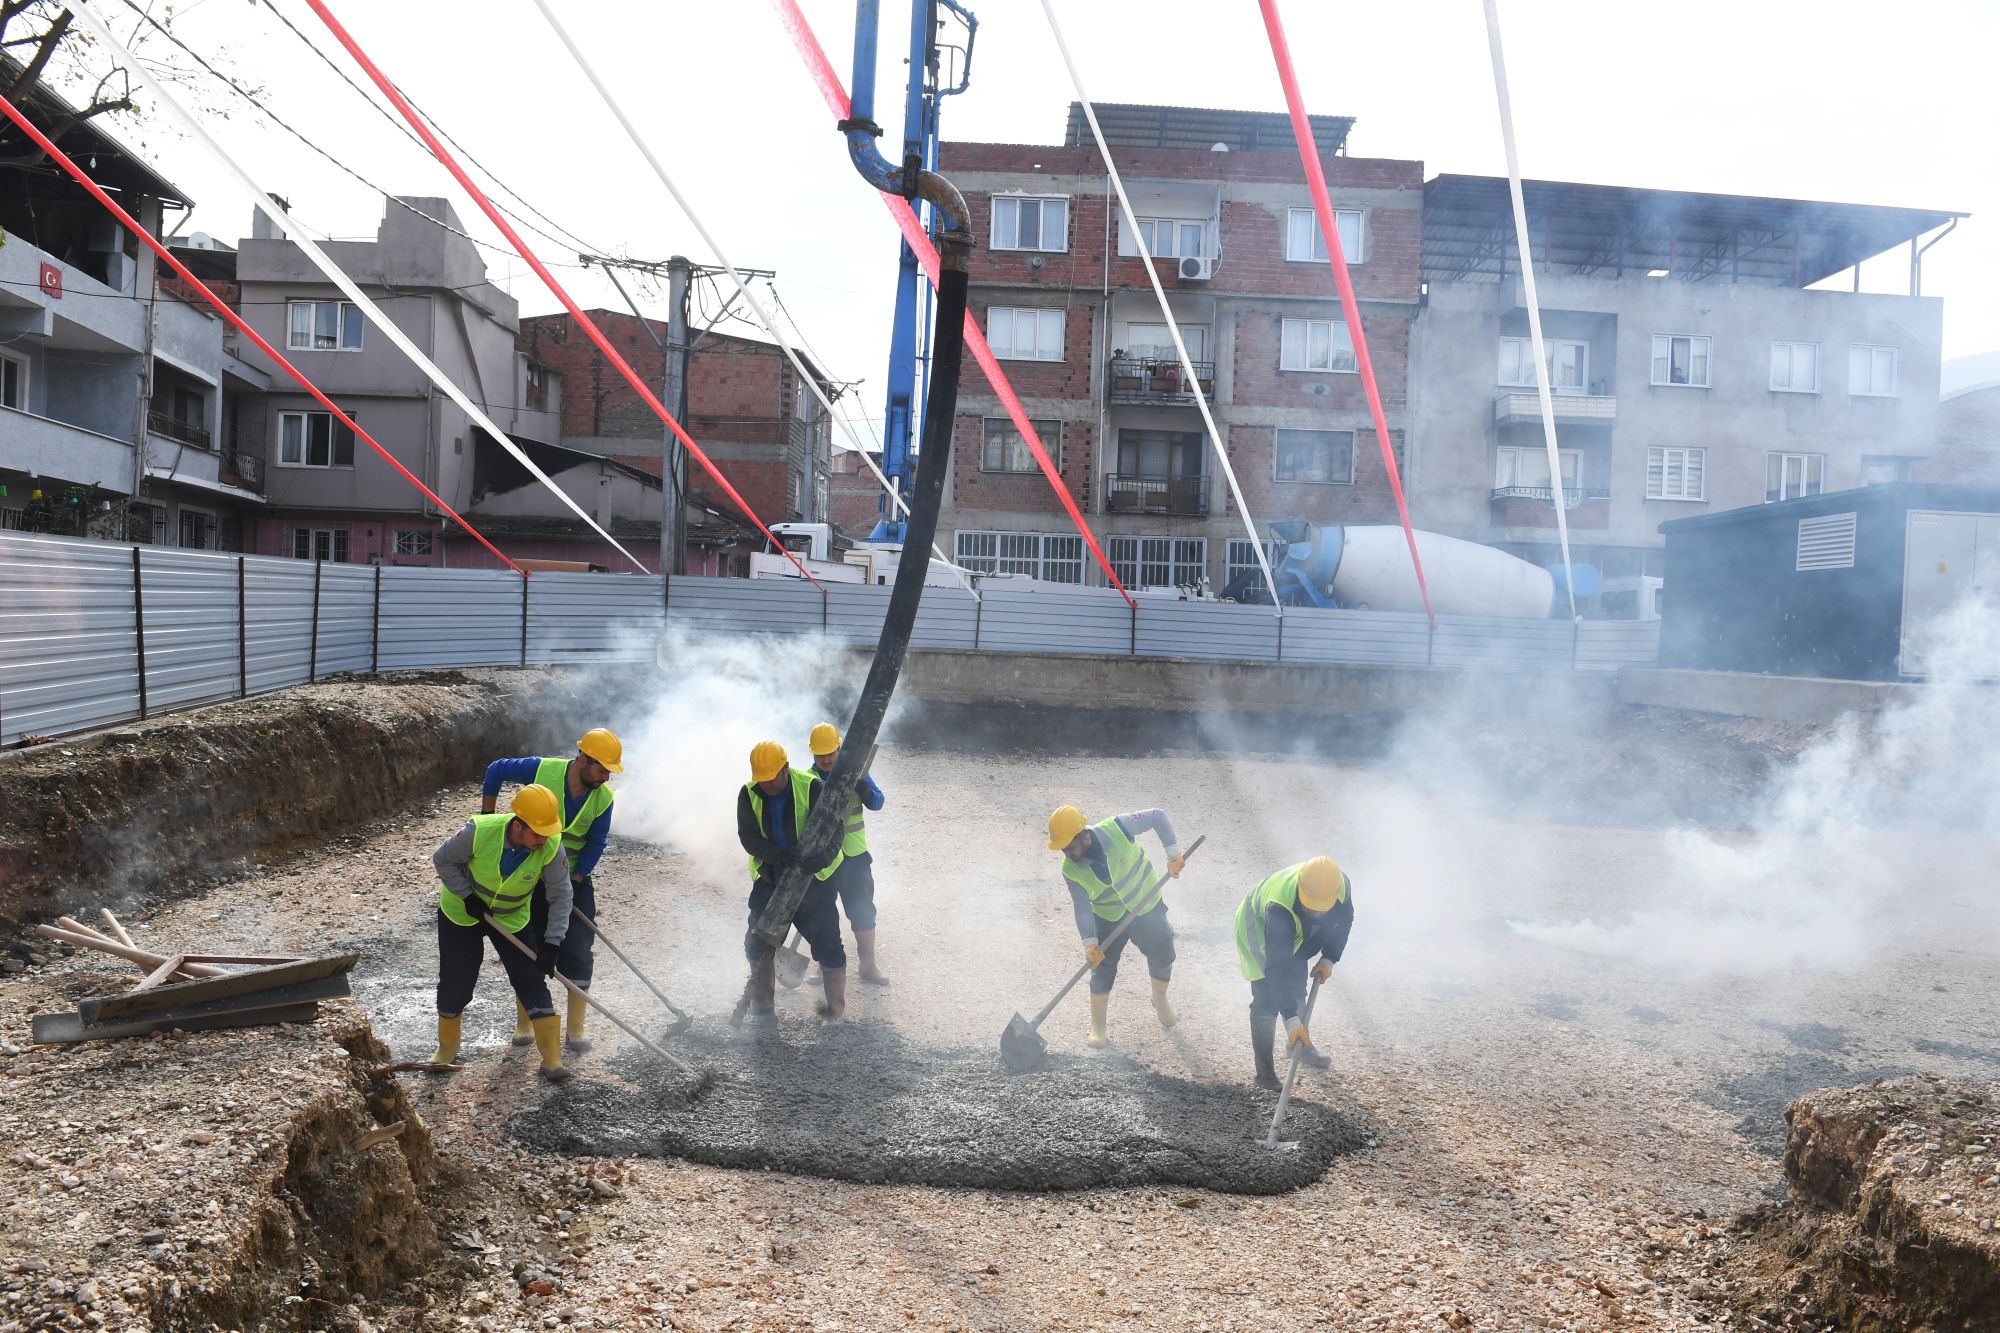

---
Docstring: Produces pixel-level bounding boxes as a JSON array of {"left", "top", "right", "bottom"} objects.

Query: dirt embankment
[{"left": 0, "top": 669, "right": 616, "bottom": 939}]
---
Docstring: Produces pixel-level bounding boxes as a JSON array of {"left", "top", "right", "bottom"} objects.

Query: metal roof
[
  {"left": 0, "top": 56, "right": 192, "bottom": 209},
  {"left": 1659, "top": 483, "right": 2000, "bottom": 535},
  {"left": 1063, "top": 102, "right": 1351, "bottom": 156},
  {"left": 1424, "top": 175, "right": 1963, "bottom": 287}
]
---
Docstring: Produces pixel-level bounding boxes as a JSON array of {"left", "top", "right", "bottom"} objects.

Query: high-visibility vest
[
  {"left": 533, "top": 756, "right": 614, "bottom": 856},
  {"left": 1235, "top": 862, "right": 1349, "bottom": 982},
  {"left": 438, "top": 812, "right": 559, "bottom": 933},
  {"left": 841, "top": 779, "right": 871, "bottom": 858},
  {"left": 1061, "top": 818, "right": 1160, "bottom": 924},
  {"left": 745, "top": 768, "right": 844, "bottom": 883}
]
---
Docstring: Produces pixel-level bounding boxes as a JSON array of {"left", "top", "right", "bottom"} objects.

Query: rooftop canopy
[
  {"left": 1423, "top": 174, "right": 1963, "bottom": 289},
  {"left": 1064, "top": 102, "right": 1352, "bottom": 156}
]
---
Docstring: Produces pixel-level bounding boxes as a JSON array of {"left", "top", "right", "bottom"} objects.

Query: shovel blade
[
  {"left": 999, "top": 1013, "right": 1048, "bottom": 1071},
  {"left": 775, "top": 944, "right": 809, "bottom": 990}
]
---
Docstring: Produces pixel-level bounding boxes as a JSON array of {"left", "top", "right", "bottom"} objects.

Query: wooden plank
[
  {"left": 132, "top": 956, "right": 187, "bottom": 993},
  {"left": 36, "top": 926, "right": 227, "bottom": 978},
  {"left": 79, "top": 975, "right": 354, "bottom": 1033},
  {"left": 32, "top": 1002, "right": 321, "bottom": 1045},
  {"left": 79, "top": 955, "right": 358, "bottom": 1025}
]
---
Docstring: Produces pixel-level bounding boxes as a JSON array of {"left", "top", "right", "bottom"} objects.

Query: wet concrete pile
[{"left": 507, "top": 1017, "right": 1366, "bottom": 1194}]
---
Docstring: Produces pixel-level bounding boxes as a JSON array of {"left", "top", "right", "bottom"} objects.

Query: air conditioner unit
[{"left": 1177, "top": 255, "right": 1214, "bottom": 281}]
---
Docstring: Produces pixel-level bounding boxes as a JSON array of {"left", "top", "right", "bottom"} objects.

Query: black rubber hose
[{"left": 750, "top": 234, "right": 973, "bottom": 948}]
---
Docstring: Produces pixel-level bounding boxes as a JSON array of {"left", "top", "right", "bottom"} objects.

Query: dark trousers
[
  {"left": 528, "top": 874, "right": 595, "bottom": 988},
  {"left": 1248, "top": 974, "right": 1305, "bottom": 1022},
  {"left": 831, "top": 852, "right": 877, "bottom": 932},
  {"left": 1089, "top": 903, "right": 1174, "bottom": 996},
  {"left": 746, "top": 874, "right": 846, "bottom": 969},
  {"left": 436, "top": 908, "right": 554, "bottom": 1019}
]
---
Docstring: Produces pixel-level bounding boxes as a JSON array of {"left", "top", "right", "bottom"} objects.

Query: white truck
[{"left": 749, "top": 523, "right": 978, "bottom": 591}]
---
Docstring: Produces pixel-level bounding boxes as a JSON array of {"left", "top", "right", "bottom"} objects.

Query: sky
[{"left": 68, "top": 0, "right": 2000, "bottom": 439}]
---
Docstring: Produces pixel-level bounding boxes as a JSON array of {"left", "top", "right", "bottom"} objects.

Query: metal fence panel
[
  {"left": 1575, "top": 619, "right": 1662, "bottom": 671},
  {"left": 1429, "top": 614, "right": 1577, "bottom": 671},
  {"left": 528, "top": 573, "right": 666, "bottom": 665},
  {"left": 976, "top": 587, "right": 1132, "bottom": 656},
  {"left": 0, "top": 532, "right": 140, "bottom": 744},
  {"left": 315, "top": 564, "right": 375, "bottom": 678},
  {"left": 1278, "top": 606, "right": 1433, "bottom": 668},
  {"left": 378, "top": 567, "right": 525, "bottom": 670},
  {"left": 1135, "top": 599, "right": 1281, "bottom": 662},
  {"left": 243, "top": 555, "right": 314, "bottom": 693},
  {"left": 665, "top": 576, "right": 822, "bottom": 637},
  {"left": 824, "top": 585, "right": 979, "bottom": 650},
  {"left": 138, "top": 548, "right": 241, "bottom": 712}
]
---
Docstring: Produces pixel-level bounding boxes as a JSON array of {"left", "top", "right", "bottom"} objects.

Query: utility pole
[{"left": 661, "top": 254, "right": 692, "bottom": 575}]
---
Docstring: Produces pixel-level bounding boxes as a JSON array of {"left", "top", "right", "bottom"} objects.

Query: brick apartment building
[{"left": 938, "top": 102, "right": 1423, "bottom": 592}]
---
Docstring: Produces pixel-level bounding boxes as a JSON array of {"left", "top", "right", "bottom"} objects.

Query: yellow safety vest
[{"left": 438, "top": 813, "right": 559, "bottom": 933}]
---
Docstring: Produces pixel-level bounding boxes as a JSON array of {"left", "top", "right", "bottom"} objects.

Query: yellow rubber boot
[
  {"left": 530, "top": 1015, "right": 572, "bottom": 1083},
  {"left": 511, "top": 1000, "right": 534, "bottom": 1047},
  {"left": 1151, "top": 978, "right": 1178, "bottom": 1031},
  {"left": 565, "top": 990, "right": 591, "bottom": 1052},
  {"left": 1086, "top": 993, "right": 1110, "bottom": 1048},
  {"left": 430, "top": 1015, "right": 462, "bottom": 1066}
]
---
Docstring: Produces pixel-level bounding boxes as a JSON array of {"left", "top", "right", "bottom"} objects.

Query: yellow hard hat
[
  {"left": 1046, "top": 804, "right": 1088, "bottom": 851},
  {"left": 808, "top": 722, "right": 841, "bottom": 756},
  {"left": 749, "top": 740, "right": 789, "bottom": 783},
  {"left": 577, "top": 727, "right": 624, "bottom": 772},
  {"left": 512, "top": 783, "right": 563, "bottom": 837},
  {"left": 1298, "top": 856, "right": 1346, "bottom": 911}
]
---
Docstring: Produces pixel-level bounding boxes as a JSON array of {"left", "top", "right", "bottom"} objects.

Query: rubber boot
[
  {"left": 855, "top": 929, "right": 890, "bottom": 986},
  {"left": 511, "top": 1000, "right": 534, "bottom": 1047},
  {"left": 747, "top": 952, "right": 778, "bottom": 1024},
  {"left": 1086, "top": 992, "right": 1110, "bottom": 1048},
  {"left": 1251, "top": 1011, "right": 1280, "bottom": 1090},
  {"left": 817, "top": 966, "right": 848, "bottom": 1021},
  {"left": 1297, "top": 1041, "right": 1332, "bottom": 1071},
  {"left": 565, "top": 990, "right": 591, "bottom": 1052},
  {"left": 430, "top": 1015, "right": 462, "bottom": 1066},
  {"left": 530, "top": 1015, "right": 571, "bottom": 1083},
  {"left": 1150, "top": 977, "right": 1178, "bottom": 1030}
]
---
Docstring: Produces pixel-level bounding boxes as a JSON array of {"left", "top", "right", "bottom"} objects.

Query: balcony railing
[
  {"left": 1108, "top": 355, "right": 1215, "bottom": 404},
  {"left": 1490, "top": 485, "right": 1612, "bottom": 509},
  {"left": 1493, "top": 392, "right": 1616, "bottom": 425},
  {"left": 1106, "top": 473, "right": 1209, "bottom": 517},
  {"left": 147, "top": 409, "right": 211, "bottom": 450},
  {"left": 222, "top": 450, "right": 262, "bottom": 487}
]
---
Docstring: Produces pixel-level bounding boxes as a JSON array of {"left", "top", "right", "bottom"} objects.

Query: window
[
  {"left": 1646, "top": 446, "right": 1706, "bottom": 501},
  {"left": 1226, "top": 537, "right": 1282, "bottom": 588},
  {"left": 1770, "top": 341, "right": 1819, "bottom": 393},
  {"left": 1279, "top": 318, "right": 1357, "bottom": 373},
  {"left": 525, "top": 362, "right": 550, "bottom": 411},
  {"left": 1115, "top": 429, "right": 1202, "bottom": 481},
  {"left": 1274, "top": 429, "right": 1355, "bottom": 484},
  {"left": 176, "top": 509, "right": 212, "bottom": 550},
  {"left": 1861, "top": 454, "right": 1913, "bottom": 486},
  {"left": 1651, "top": 334, "right": 1712, "bottom": 387},
  {"left": 277, "top": 410, "right": 358, "bottom": 468},
  {"left": 0, "top": 349, "right": 25, "bottom": 409},
  {"left": 0, "top": 507, "right": 25, "bottom": 531},
  {"left": 1766, "top": 452, "right": 1826, "bottom": 503},
  {"left": 981, "top": 418, "right": 1060, "bottom": 473},
  {"left": 1124, "top": 323, "right": 1209, "bottom": 363},
  {"left": 1127, "top": 218, "right": 1206, "bottom": 259},
  {"left": 1494, "top": 445, "right": 1580, "bottom": 491},
  {"left": 953, "top": 530, "right": 1084, "bottom": 583},
  {"left": 1285, "top": 207, "right": 1364, "bottom": 262},
  {"left": 1498, "top": 337, "right": 1588, "bottom": 393},
  {"left": 987, "top": 307, "right": 1065, "bottom": 362},
  {"left": 991, "top": 195, "right": 1068, "bottom": 252},
  {"left": 1849, "top": 344, "right": 1898, "bottom": 397},
  {"left": 293, "top": 527, "right": 350, "bottom": 562},
  {"left": 286, "top": 300, "right": 363, "bottom": 351},
  {"left": 1108, "top": 536, "right": 1208, "bottom": 590},
  {"left": 395, "top": 529, "right": 434, "bottom": 556}
]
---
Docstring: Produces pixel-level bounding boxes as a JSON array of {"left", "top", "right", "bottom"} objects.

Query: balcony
[
  {"left": 1108, "top": 355, "right": 1215, "bottom": 405},
  {"left": 1106, "top": 473, "right": 1209, "bottom": 517},
  {"left": 221, "top": 449, "right": 262, "bottom": 490},
  {"left": 1490, "top": 485, "right": 1612, "bottom": 531},
  {"left": 147, "top": 408, "right": 212, "bottom": 450},
  {"left": 1493, "top": 392, "right": 1616, "bottom": 426}
]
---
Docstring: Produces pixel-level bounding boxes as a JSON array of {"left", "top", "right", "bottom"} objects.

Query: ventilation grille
[{"left": 1796, "top": 512, "right": 1857, "bottom": 571}]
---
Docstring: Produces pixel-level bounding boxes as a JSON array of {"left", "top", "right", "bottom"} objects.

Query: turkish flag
[{"left": 38, "top": 263, "right": 62, "bottom": 299}]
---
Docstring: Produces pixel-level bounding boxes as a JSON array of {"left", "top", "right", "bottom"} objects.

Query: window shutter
[{"left": 1796, "top": 513, "right": 1857, "bottom": 571}]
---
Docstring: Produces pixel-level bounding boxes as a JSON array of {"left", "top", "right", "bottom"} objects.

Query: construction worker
[
  {"left": 1235, "top": 856, "right": 1354, "bottom": 1091},
  {"left": 480, "top": 728, "right": 624, "bottom": 1054},
  {"left": 737, "top": 740, "right": 846, "bottom": 1021},
  {"left": 807, "top": 722, "right": 889, "bottom": 985},
  {"left": 1046, "top": 804, "right": 1187, "bottom": 1048},
  {"left": 430, "top": 783, "right": 575, "bottom": 1082}
]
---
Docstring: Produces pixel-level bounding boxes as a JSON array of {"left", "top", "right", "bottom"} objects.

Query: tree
[{"left": 0, "top": 4, "right": 137, "bottom": 140}]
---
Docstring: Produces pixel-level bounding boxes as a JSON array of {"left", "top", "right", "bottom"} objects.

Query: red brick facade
[
  {"left": 1222, "top": 426, "right": 1407, "bottom": 525},
  {"left": 950, "top": 413, "right": 1096, "bottom": 515}
]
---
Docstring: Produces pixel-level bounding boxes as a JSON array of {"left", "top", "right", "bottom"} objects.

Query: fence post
[
  {"left": 973, "top": 589, "right": 983, "bottom": 650},
  {"left": 519, "top": 572, "right": 530, "bottom": 668},
  {"left": 1129, "top": 603, "right": 1138, "bottom": 656},
  {"left": 308, "top": 560, "right": 322, "bottom": 682},
  {"left": 1425, "top": 615, "right": 1435, "bottom": 668},
  {"left": 370, "top": 564, "right": 382, "bottom": 674},
  {"left": 236, "top": 555, "right": 248, "bottom": 698},
  {"left": 131, "top": 546, "right": 149, "bottom": 720},
  {"left": 1571, "top": 618, "right": 1581, "bottom": 671},
  {"left": 821, "top": 587, "right": 829, "bottom": 632},
  {"left": 1275, "top": 610, "right": 1285, "bottom": 663}
]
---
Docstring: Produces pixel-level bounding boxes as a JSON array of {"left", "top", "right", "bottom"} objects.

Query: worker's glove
[
  {"left": 1163, "top": 845, "right": 1186, "bottom": 879},
  {"left": 1284, "top": 1016, "right": 1311, "bottom": 1050},
  {"left": 459, "top": 896, "right": 491, "bottom": 927},
  {"left": 766, "top": 848, "right": 798, "bottom": 871},
  {"left": 1311, "top": 960, "right": 1333, "bottom": 985},
  {"left": 800, "top": 846, "right": 838, "bottom": 875},
  {"left": 1083, "top": 942, "right": 1107, "bottom": 968},
  {"left": 536, "top": 936, "right": 563, "bottom": 978}
]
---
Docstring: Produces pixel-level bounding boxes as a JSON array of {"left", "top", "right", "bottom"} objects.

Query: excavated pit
[{"left": 507, "top": 1015, "right": 1367, "bottom": 1194}]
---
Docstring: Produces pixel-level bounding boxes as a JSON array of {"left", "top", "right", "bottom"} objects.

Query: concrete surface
[{"left": 1619, "top": 666, "right": 1921, "bottom": 723}]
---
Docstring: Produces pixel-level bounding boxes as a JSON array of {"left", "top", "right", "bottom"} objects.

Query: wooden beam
[
  {"left": 132, "top": 956, "right": 187, "bottom": 993},
  {"left": 36, "top": 925, "right": 227, "bottom": 978},
  {"left": 79, "top": 954, "right": 359, "bottom": 1025}
]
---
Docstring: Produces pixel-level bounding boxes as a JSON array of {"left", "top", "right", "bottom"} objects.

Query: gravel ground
[{"left": 6, "top": 735, "right": 1999, "bottom": 1331}]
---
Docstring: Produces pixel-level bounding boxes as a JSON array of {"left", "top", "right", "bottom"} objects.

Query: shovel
[
  {"left": 774, "top": 927, "right": 810, "bottom": 990},
  {"left": 1000, "top": 835, "right": 1204, "bottom": 1072},
  {"left": 1261, "top": 972, "right": 1325, "bottom": 1150}
]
